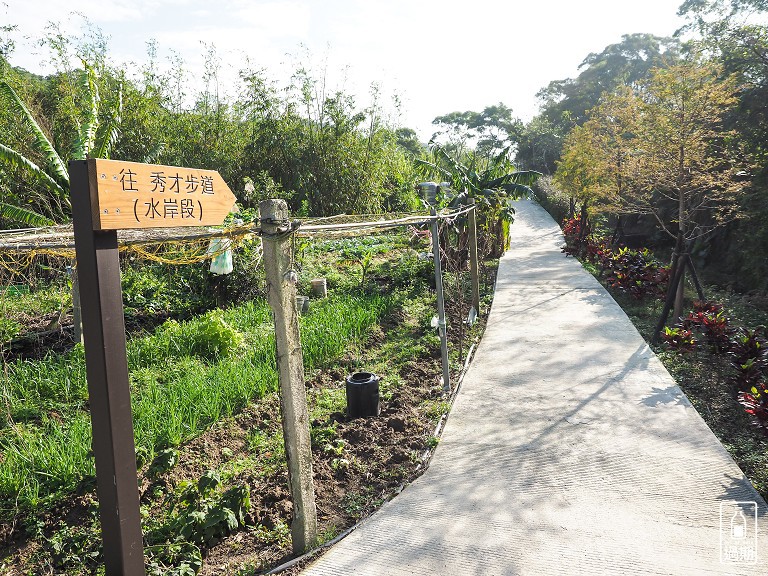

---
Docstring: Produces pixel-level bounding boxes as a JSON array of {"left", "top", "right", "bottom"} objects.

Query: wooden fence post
[
  {"left": 467, "top": 199, "right": 481, "bottom": 315},
  {"left": 259, "top": 199, "right": 318, "bottom": 554}
]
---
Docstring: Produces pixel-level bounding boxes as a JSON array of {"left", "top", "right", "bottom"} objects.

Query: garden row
[{"left": 0, "top": 228, "right": 493, "bottom": 575}]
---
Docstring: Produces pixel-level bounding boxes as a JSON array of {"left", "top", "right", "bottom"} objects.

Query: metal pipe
[{"left": 431, "top": 206, "right": 450, "bottom": 394}]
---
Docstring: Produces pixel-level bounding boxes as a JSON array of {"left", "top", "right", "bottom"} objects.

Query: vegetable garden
[{"left": 0, "top": 202, "right": 506, "bottom": 574}]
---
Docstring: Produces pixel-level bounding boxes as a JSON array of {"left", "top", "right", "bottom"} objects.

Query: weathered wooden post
[
  {"left": 467, "top": 198, "right": 481, "bottom": 315},
  {"left": 260, "top": 199, "right": 318, "bottom": 553}
]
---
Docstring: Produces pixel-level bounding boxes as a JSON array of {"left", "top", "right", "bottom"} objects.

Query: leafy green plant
[
  {"left": 0, "top": 61, "right": 123, "bottom": 225},
  {"left": 145, "top": 542, "right": 202, "bottom": 576},
  {"left": 662, "top": 326, "right": 697, "bottom": 352},
  {"left": 684, "top": 301, "right": 733, "bottom": 353},
  {"left": 138, "top": 309, "right": 244, "bottom": 363},
  {"left": 0, "top": 293, "right": 388, "bottom": 514},
  {"left": 418, "top": 142, "right": 540, "bottom": 257},
  {"left": 148, "top": 448, "right": 179, "bottom": 479},
  {"left": 144, "top": 469, "right": 252, "bottom": 574}
]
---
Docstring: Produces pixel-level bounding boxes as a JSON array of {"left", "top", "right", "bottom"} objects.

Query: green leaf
[
  {"left": 0, "top": 202, "right": 55, "bottom": 227},
  {"left": 0, "top": 143, "right": 68, "bottom": 204},
  {"left": 0, "top": 80, "right": 68, "bottom": 188},
  {"left": 73, "top": 61, "right": 100, "bottom": 159},
  {"left": 93, "top": 79, "right": 122, "bottom": 160},
  {"left": 142, "top": 141, "right": 166, "bottom": 164},
  {"left": 197, "top": 469, "right": 220, "bottom": 495}
]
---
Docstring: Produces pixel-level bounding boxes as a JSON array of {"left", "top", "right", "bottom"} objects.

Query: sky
[{"left": 1, "top": 0, "right": 689, "bottom": 140}]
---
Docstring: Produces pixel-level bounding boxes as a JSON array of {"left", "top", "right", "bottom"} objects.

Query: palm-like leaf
[
  {"left": 142, "top": 141, "right": 166, "bottom": 164},
  {"left": 0, "top": 202, "right": 55, "bottom": 227},
  {"left": 0, "top": 80, "right": 69, "bottom": 189},
  {"left": 73, "top": 61, "right": 100, "bottom": 160},
  {"left": 93, "top": 80, "right": 122, "bottom": 160},
  {"left": 0, "top": 143, "right": 68, "bottom": 202}
]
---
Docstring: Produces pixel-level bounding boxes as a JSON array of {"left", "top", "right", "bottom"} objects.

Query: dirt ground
[{"left": 0, "top": 269, "right": 492, "bottom": 575}]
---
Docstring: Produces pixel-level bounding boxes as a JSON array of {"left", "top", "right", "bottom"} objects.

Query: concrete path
[{"left": 301, "top": 199, "right": 768, "bottom": 575}]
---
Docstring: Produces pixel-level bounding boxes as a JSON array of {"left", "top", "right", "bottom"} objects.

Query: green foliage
[
  {"left": 148, "top": 448, "right": 179, "bottom": 479},
  {"left": 418, "top": 142, "right": 540, "bottom": 256},
  {"left": 143, "top": 470, "right": 251, "bottom": 574},
  {"left": 662, "top": 326, "right": 697, "bottom": 352},
  {"left": 153, "top": 310, "right": 244, "bottom": 362},
  {"left": 536, "top": 33, "right": 681, "bottom": 135},
  {"left": 46, "top": 507, "right": 102, "bottom": 570},
  {"left": 0, "top": 55, "right": 127, "bottom": 227},
  {"left": 432, "top": 103, "right": 522, "bottom": 158},
  {"left": 121, "top": 262, "right": 211, "bottom": 316},
  {"left": 0, "top": 28, "right": 420, "bottom": 230},
  {"left": 0, "top": 293, "right": 390, "bottom": 514},
  {"left": 515, "top": 115, "right": 564, "bottom": 174},
  {"left": 235, "top": 66, "right": 418, "bottom": 216}
]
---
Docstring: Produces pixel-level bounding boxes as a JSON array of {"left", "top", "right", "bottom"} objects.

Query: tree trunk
[
  {"left": 651, "top": 232, "right": 685, "bottom": 344},
  {"left": 673, "top": 265, "right": 686, "bottom": 322},
  {"left": 686, "top": 255, "right": 706, "bottom": 302},
  {"left": 611, "top": 215, "right": 623, "bottom": 245},
  {"left": 577, "top": 200, "right": 589, "bottom": 256}
]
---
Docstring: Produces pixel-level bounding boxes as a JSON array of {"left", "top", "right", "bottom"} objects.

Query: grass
[
  {"left": 0, "top": 293, "right": 393, "bottom": 516},
  {"left": 0, "top": 225, "right": 500, "bottom": 575},
  {"left": 0, "top": 283, "right": 68, "bottom": 342}
]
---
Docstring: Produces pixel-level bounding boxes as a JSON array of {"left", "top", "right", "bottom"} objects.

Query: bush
[{"left": 561, "top": 217, "right": 669, "bottom": 299}]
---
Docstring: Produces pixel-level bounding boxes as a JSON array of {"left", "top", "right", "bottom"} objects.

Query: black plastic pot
[{"left": 345, "top": 372, "right": 380, "bottom": 418}]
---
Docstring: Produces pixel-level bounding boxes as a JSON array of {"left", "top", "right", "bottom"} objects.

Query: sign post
[{"left": 70, "top": 158, "right": 236, "bottom": 575}]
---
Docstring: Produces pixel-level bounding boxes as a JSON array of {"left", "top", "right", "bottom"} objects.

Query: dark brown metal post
[{"left": 70, "top": 159, "right": 145, "bottom": 575}]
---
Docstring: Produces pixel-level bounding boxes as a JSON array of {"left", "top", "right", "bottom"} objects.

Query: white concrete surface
[{"left": 301, "top": 199, "right": 768, "bottom": 575}]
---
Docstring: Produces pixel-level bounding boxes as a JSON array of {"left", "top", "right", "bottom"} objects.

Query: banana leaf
[
  {"left": 0, "top": 80, "right": 69, "bottom": 189},
  {"left": 0, "top": 143, "right": 67, "bottom": 202},
  {"left": 73, "top": 61, "right": 100, "bottom": 160},
  {"left": 93, "top": 79, "right": 122, "bottom": 160},
  {"left": 0, "top": 202, "right": 55, "bottom": 227}
]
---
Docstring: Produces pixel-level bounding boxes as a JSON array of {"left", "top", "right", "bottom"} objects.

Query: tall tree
[
  {"left": 554, "top": 86, "right": 641, "bottom": 215},
  {"left": 514, "top": 114, "right": 564, "bottom": 174},
  {"left": 529, "top": 34, "right": 682, "bottom": 173},
  {"left": 538, "top": 33, "right": 682, "bottom": 129},
  {"left": 560, "top": 61, "right": 748, "bottom": 324},
  {"left": 431, "top": 103, "right": 522, "bottom": 158}
]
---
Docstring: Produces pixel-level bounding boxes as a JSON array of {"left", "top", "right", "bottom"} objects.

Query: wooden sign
[{"left": 90, "top": 158, "right": 237, "bottom": 230}]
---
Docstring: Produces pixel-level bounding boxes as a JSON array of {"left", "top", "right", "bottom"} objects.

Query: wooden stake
[
  {"left": 260, "top": 199, "right": 318, "bottom": 554},
  {"left": 467, "top": 199, "right": 481, "bottom": 315},
  {"left": 70, "top": 159, "right": 145, "bottom": 576}
]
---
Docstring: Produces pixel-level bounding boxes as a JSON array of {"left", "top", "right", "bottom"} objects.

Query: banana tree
[
  {"left": 418, "top": 142, "right": 541, "bottom": 257},
  {"left": 0, "top": 61, "right": 124, "bottom": 340},
  {"left": 0, "top": 61, "right": 124, "bottom": 226}
]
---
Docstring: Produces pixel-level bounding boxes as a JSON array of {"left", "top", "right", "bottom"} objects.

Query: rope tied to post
[{"left": 259, "top": 217, "right": 302, "bottom": 240}]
